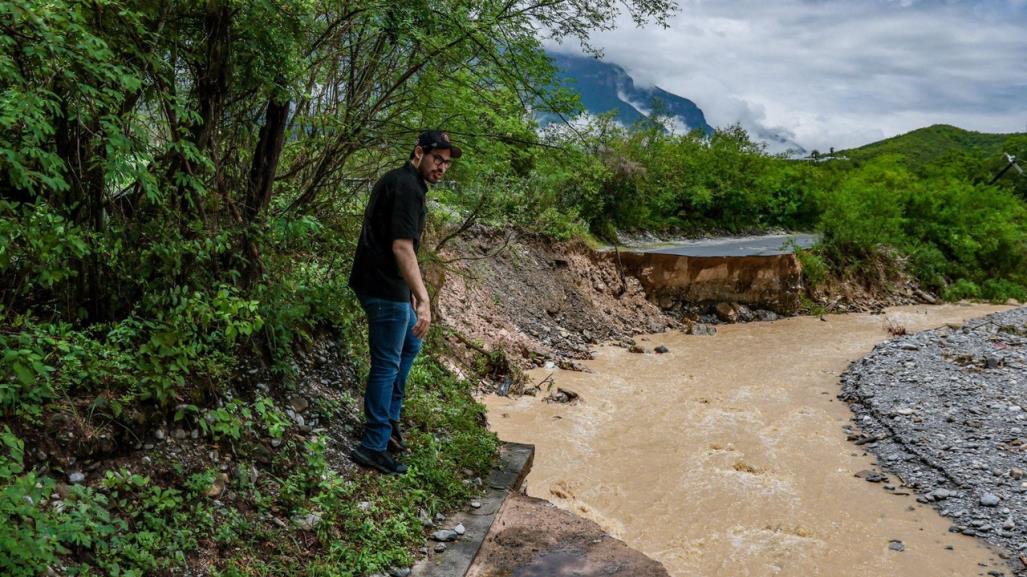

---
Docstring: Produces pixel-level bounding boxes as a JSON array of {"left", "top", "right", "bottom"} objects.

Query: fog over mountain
[
  {"left": 549, "top": 51, "right": 807, "bottom": 155},
  {"left": 545, "top": 0, "right": 1027, "bottom": 153}
]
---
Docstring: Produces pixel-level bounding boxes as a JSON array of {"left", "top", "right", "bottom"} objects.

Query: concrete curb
[{"left": 411, "top": 442, "right": 534, "bottom": 577}]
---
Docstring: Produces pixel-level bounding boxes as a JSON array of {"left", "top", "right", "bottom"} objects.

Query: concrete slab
[
  {"left": 411, "top": 442, "right": 534, "bottom": 577},
  {"left": 466, "top": 494, "right": 670, "bottom": 577}
]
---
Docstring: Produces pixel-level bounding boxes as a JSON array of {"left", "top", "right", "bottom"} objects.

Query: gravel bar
[{"left": 840, "top": 307, "right": 1027, "bottom": 574}]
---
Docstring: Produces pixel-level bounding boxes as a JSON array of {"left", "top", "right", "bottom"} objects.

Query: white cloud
[{"left": 546, "top": 0, "right": 1027, "bottom": 151}]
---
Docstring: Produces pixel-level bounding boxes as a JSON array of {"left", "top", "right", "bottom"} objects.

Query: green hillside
[{"left": 840, "top": 124, "right": 1023, "bottom": 166}]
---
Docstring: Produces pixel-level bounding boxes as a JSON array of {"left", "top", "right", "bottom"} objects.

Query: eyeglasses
[{"left": 428, "top": 153, "right": 453, "bottom": 168}]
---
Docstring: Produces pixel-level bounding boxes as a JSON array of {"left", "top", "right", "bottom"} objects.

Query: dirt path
[{"left": 483, "top": 304, "right": 1012, "bottom": 577}]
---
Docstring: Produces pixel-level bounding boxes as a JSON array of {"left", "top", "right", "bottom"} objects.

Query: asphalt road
[{"left": 630, "top": 233, "right": 819, "bottom": 257}]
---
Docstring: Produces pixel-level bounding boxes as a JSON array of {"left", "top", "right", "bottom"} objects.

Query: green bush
[
  {"left": 795, "top": 248, "right": 829, "bottom": 290},
  {"left": 943, "top": 279, "right": 981, "bottom": 301},
  {"left": 0, "top": 429, "right": 211, "bottom": 577},
  {"left": 815, "top": 155, "right": 1027, "bottom": 296}
]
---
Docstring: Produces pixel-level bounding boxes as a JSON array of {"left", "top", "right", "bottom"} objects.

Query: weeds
[{"left": 885, "top": 319, "right": 908, "bottom": 336}]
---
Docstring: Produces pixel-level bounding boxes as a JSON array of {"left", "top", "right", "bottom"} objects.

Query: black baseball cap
[{"left": 417, "top": 130, "right": 462, "bottom": 159}]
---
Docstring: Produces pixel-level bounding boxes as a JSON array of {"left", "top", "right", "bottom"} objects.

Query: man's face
[{"left": 414, "top": 146, "right": 452, "bottom": 184}]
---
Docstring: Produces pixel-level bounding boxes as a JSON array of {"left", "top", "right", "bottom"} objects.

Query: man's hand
[
  {"left": 393, "top": 238, "right": 432, "bottom": 339},
  {"left": 412, "top": 294, "right": 431, "bottom": 339}
]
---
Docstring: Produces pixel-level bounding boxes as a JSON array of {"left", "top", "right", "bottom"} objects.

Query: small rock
[
  {"left": 431, "top": 529, "right": 459, "bottom": 542},
  {"left": 889, "top": 540, "right": 905, "bottom": 552},
  {"left": 454, "top": 523, "right": 466, "bottom": 535},
  {"left": 734, "top": 304, "right": 755, "bottom": 322},
  {"left": 290, "top": 397, "right": 310, "bottom": 413},
  {"left": 173, "top": 428, "right": 187, "bottom": 440},
  {"left": 981, "top": 493, "right": 1001, "bottom": 507},
  {"left": 688, "top": 323, "right": 717, "bottom": 336},
  {"left": 388, "top": 568, "right": 411, "bottom": 577},
  {"left": 271, "top": 438, "right": 282, "bottom": 448},
  {"left": 545, "top": 388, "right": 580, "bottom": 404},
  {"left": 470, "top": 500, "right": 482, "bottom": 509},
  {"left": 434, "top": 542, "right": 447, "bottom": 553},
  {"left": 154, "top": 429, "right": 166, "bottom": 441},
  {"left": 1011, "top": 468, "right": 1024, "bottom": 480},
  {"left": 654, "top": 345, "right": 669, "bottom": 354},
  {"left": 292, "top": 513, "right": 322, "bottom": 531},
  {"left": 205, "top": 473, "right": 229, "bottom": 498},
  {"left": 628, "top": 345, "right": 646, "bottom": 354},
  {"left": 715, "top": 302, "right": 738, "bottom": 323},
  {"left": 855, "top": 470, "right": 887, "bottom": 483},
  {"left": 68, "top": 472, "right": 85, "bottom": 484}
]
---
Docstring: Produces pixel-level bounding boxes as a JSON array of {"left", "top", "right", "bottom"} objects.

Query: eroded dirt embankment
[{"left": 434, "top": 229, "right": 677, "bottom": 373}]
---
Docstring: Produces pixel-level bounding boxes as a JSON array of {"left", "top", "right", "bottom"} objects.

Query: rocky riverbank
[{"left": 840, "top": 307, "right": 1027, "bottom": 574}]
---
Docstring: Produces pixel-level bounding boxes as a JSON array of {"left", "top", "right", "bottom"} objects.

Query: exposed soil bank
[
  {"left": 617, "top": 251, "right": 802, "bottom": 314},
  {"left": 484, "top": 304, "right": 1012, "bottom": 577},
  {"left": 435, "top": 229, "right": 676, "bottom": 371},
  {"left": 840, "top": 307, "right": 1027, "bottom": 573}
]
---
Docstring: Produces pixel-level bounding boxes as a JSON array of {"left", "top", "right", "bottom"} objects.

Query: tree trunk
[{"left": 241, "top": 98, "right": 290, "bottom": 286}]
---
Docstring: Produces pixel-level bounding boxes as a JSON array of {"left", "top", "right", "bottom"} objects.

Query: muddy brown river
[{"left": 484, "top": 304, "right": 1013, "bottom": 577}]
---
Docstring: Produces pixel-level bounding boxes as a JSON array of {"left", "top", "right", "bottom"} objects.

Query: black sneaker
[
  {"left": 350, "top": 445, "right": 408, "bottom": 475},
  {"left": 388, "top": 420, "right": 407, "bottom": 453}
]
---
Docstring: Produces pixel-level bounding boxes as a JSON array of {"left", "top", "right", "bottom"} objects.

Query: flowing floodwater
[{"left": 484, "top": 304, "right": 1013, "bottom": 577}]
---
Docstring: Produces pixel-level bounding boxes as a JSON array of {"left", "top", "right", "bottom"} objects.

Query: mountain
[
  {"left": 546, "top": 52, "right": 807, "bottom": 155},
  {"left": 547, "top": 51, "right": 713, "bottom": 135},
  {"left": 838, "top": 124, "right": 1022, "bottom": 166}
]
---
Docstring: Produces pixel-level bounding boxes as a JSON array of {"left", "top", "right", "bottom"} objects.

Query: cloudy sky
[{"left": 546, "top": 0, "right": 1027, "bottom": 152}]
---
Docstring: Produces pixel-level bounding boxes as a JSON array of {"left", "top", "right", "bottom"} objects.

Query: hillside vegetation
[
  {"left": 839, "top": 124, "right": 1019, "bottom": 166},
  {"left": 2, "top": 2, "right": 1027, "bottom": 576}
]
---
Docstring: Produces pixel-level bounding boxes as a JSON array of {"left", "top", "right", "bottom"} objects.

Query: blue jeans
[{"left": 357, "top": 294, "right": 423, "bottom": 452}]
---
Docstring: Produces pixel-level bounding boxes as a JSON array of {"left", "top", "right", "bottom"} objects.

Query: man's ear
[{"left": 413, "top": 145, "right": 424, "bottom": 166}]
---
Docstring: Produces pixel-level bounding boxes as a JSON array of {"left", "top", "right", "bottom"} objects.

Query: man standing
[{"left": 348, "top": 131, "right": 461, "bottom": 475}]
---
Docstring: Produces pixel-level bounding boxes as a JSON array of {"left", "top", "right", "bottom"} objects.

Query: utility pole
[{"left": 988, "top": 153, "right": 1024, "bottom": 185}]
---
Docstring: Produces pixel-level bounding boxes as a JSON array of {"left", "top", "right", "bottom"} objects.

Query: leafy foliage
[
  {"left": 838, "top": 124, "right": 1017, "bottom": 168},
  {"left": 1, "top": 1, "right": 676, "bottom": 575}
]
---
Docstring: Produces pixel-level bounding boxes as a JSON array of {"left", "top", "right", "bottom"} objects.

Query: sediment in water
[{"left": 484, "top": 304, "right": 1012, "bottom": 577}]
